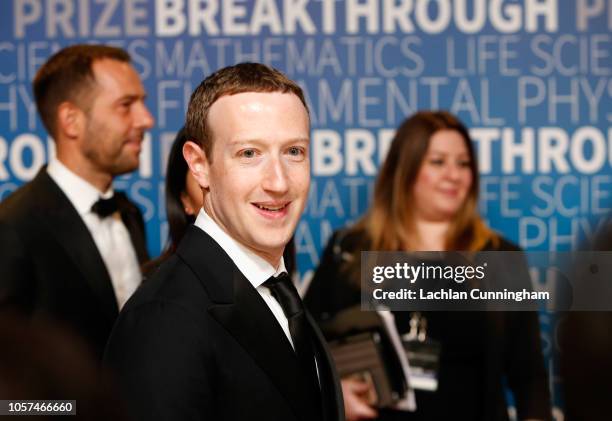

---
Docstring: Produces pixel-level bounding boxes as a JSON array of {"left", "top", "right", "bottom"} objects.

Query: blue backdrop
[{"left": 1, "top": 1, "right": 611, "bottom": 418}]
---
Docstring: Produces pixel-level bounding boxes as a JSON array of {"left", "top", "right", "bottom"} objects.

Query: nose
[
  {"left": 262, "top": 156, "right": 289, "bottom": 194},
  {"left": 445, "top": 162, "right": 463, "bottom": 182},
  {"left": 135, "top": 102, "right": 155, "bottom": 130}
]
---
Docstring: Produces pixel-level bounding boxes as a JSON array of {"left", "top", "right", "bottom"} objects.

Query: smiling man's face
[{"left": 199, "top": 91, "right": 310, "bottom": 265}]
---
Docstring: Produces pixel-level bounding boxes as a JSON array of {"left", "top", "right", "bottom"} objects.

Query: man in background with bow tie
[
  {"left": 104, "top": 63, "right": 344, "bottom": 421},
  {"left": 0, "top": 44, "right": 154, "bottom": 361}
]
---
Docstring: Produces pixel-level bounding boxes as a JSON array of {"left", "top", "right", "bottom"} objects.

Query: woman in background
[
  {"left": 305, "top": 111, "right": 551, "bottom": 421},
  {"left": 162, "top": 127, "right": 201, "bottom": 257},
  {"left": 142, "top": 128, "right": 200, "bottom": 273}
]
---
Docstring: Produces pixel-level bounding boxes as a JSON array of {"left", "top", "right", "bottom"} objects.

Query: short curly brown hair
[{"left": 184, "top": 62, "right": 309, "bottom": 160}]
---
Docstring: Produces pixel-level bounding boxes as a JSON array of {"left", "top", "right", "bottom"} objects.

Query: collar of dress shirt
[
  {"left": 194, "top": 208, "right": 287, "bottom": 289},
  {"left": 47, "top": 159, "right": 115, "bottom": 216}
]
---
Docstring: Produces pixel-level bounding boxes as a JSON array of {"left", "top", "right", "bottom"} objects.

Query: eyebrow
[
  {"left": 427, "top": 150, "right": 471, "bottom": 158},
  {"left": 229, "top": 137, "right": 309, "bottom": 147},
  {"left": 115, "top": 93, "right": 147, "bottom": 103}
]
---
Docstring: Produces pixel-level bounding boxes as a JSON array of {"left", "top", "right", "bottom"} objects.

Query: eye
[
  {"left": 118, "top": 100, "right": 132, "bottom": 112},
  {"left": 288, "top": 146, "right": 304, "bottom": 156},
  {"left": 459, "top": 160, "right": 471, "bottom": 168},
  {"left": 286, "top": 146, "right": 306, "bottom": 161},
  {"left": 238, "top": 148, "right": 257, "bottom": 158},
  {"left": 429, "top": 159, "right": 444, "bottom": 166}
]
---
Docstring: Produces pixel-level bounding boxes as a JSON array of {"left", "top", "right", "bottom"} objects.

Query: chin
[
  {"left": 250, "top": 230, "right": 290, "bottom": 247},
  {"left": 441, "top": 205, "right": 461, "bottom": 215},
  {"left": 261, "top": 238, "right": 291, "bottom": 252},
  {"left": 427, "top": 206, "right": 458, "bottom": 221},
  {"left": 112, "top": 161, "right": 140, "bottom": 176}
]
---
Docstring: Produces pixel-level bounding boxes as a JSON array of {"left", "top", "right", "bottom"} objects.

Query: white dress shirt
[
  {"left": 194, "top": 209, "right": 296, "bottom": 349},
  {"left": 47, "top": 160, "right": 141, "bottom": 309}
]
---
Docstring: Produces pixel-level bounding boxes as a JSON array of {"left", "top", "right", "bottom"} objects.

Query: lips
[
  {"left": 252, "top": 202, "right": 290, "bottom": 219},
  {"left": 123, "top": 136, "right": 143, "bottom": 153},
  {"left": 254, "top": 203, "right": 288, "bottom": 212},
  {"left": 125, "top": 131, "right": 144, "bottom": 145},
  {"left": 439, "top": 189, "right": 459, "bottom": 196},
  {"left": 436, "top": 186, "right": 466, "bottom": 196}
]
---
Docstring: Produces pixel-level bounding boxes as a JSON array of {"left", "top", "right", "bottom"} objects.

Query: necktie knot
[
  {"left": 91, "top": 194, "right": 119, "bottom": 218},
  {"left": 264, "top": 273, "right": 302, "bottom": 319}
]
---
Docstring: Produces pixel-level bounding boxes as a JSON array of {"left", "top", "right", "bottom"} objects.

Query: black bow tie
[{"left": 91, "top": 194, "right": 119, "bottom": 218}]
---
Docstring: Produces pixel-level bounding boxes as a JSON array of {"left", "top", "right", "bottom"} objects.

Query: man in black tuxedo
[
  {"left": 0, "top": 45, "right": 154, "bottom": 360},
  {"left": 104, "top": 63, "right": 344, "bottom": 421}
]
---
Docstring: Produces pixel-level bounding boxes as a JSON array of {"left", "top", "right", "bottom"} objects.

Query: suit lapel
[
  {"left": 32, "top": 169, "right": 119, "bottom": 320},
  {"left": 116, "top": 192, "right": 149, "bottom": 264},
  {"left": 177, "top": 227, "right": 321, "bottom": 421}
]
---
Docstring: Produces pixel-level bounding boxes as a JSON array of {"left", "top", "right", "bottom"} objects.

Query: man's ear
[
  {"left": 56, "top": 101, "right": 85, "bottom": 140},
  {"left": 183, "top": 141, "right": 210, "bottom": 190}
]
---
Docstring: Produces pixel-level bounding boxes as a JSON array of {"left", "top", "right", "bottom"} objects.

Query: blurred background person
[
  {"left": 143, "top": 128, "right": 199, "bottom": 273},
  {"left": 0, "top": 311, "right": 129, "bottom": 420},
  {"left": 0, "top": 44, "right": 153, "bottom": 361},
  {"left": 165, "top": 127, "right": 202, "bottom": 254},
  {"left": 305, "top": 111, "right": 551, "bottom": 421},
  {"left": 559, "top": 216, "right": 612, "bottom": 421}
]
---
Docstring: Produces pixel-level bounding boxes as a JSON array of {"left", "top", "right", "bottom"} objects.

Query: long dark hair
[
  {"left": 165, "top": 127, "right": 196, "bottom": 252},
  {"left": 142, "top": 128, "right": 196, "bottom": 274}
]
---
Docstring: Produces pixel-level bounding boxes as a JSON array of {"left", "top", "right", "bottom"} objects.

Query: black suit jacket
[
  {"left": 104, "top": 226, "right": 344, "bottom": 421},
  {"left": 0, "top": 167, "right": 148, "bottom": 360}
]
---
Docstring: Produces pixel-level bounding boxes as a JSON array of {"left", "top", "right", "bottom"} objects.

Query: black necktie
[
  {"left": 264, "top": 274, "right": 322, "bottom": 409},
  {"left": 91, "top": 194, "right": 120, "bottom": 218}
]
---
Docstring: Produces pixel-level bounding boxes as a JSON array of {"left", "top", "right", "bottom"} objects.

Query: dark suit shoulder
[
  {"left": 313, "top": 227, "right": 367, "bottom": 269},
  {"left": 0, "top": 178, "right": 39, "bottom": 222},
  {"left": 483, "top": 234, "right": 522, "bottom": 252},
  {"left": 104, "top": 250, "right": 225, "bottom": 421},
  {"left": 104, "top": 273, "right": 214, "bottom": 421},
  {"left": 304, "top": 228, "right": 365, "bottom": 322},
  {"left": 0, "top": 172, "right": 51, "bottom": 269},
  {"left": 105, "top": 254, "right": 215, "bottom": 380},
  {"left": 110, "top": 270, "right": 212, "bottom": 353},
  {"left": 331, "top": 227, "right": 368, "bottom": 253},
  {"left": 592, "top": 218, "right": 612, "bottom": 250},
  {"left": 0, "top": 169, "right": 65, "bottom": 225},
  {"left": 122, "top": 254, "right": 211, "bottom": 321}
]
